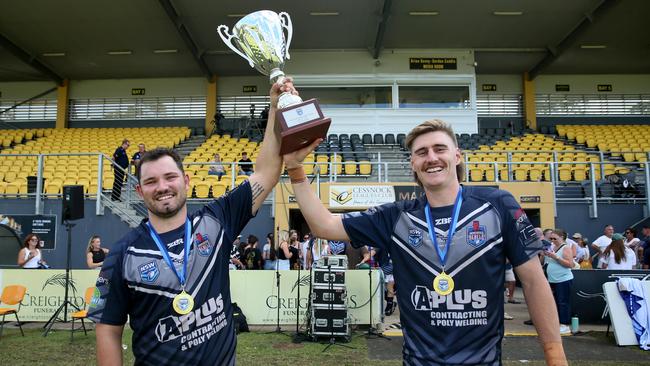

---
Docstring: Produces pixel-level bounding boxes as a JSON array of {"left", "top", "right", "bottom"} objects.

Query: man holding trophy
[{"left": 92, "top": 11, "right": 321, "bottom": 366}]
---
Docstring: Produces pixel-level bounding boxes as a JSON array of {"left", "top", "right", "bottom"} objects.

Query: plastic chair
[
  {"left": 71, "top": 287, "right": 96, "bottom": 340},
  {"left": 0, "top": 285, "right": 27, "bottom": 337}
]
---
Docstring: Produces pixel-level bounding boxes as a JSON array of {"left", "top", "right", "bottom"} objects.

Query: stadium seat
[
  {"left": 0, "top": 285, "right": 27, "bottom": 337},
  {"left": 194, "top": 182, "right": 210, "bottom": 198},
  {"left": 359, "top": 161, "right": 371, "bottom": 175},
  {"left": 211, "top": 182, "right": 228, "bottom": 197},
  {"left": 373, "top": 134, "right": 384, "bottom": 145},
  {"left": 70, "top": 287, "right": 95, "bottom": 341}
]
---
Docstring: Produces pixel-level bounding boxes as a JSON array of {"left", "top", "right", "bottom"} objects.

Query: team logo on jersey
[
  {"left": 466, "top": 220, "right": 487, "bottom": 247},
  {"left": 139, "top": 261, "right": 160, "bottom": 283},
  {"left": 195, "top": 233, "right": 213, "bottom": 256},
  {"left": 408, "top": 228, "right": 423, "bottom": 247}
]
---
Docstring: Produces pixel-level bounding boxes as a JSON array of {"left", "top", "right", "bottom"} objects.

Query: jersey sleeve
[
  {"left": 498, "top": 191, "right": 543, "bottom": 267},
  {"left": 87, "top": 243, "right": 129, "bottom": 325},
  {"left": 341, "top": 202, "right": 400, "bottom": 249},
  {"left": 203, "top": 180, "right": 253, "bottom": 244}
]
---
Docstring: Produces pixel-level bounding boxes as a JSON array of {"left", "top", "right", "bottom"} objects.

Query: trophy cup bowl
[{"left": 218, "top": 10, "right": 330, "bottom": 154}]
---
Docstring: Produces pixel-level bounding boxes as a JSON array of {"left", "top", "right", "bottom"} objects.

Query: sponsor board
[
  {"left": 0, "top": 269, "right": 381, "bottom": 324},
  {"left": 329, "top": 185, "right": 395, "bottom": 208}
]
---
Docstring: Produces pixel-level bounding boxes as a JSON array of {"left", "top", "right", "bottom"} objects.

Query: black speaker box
[{"left": 62, "top": 185, "right": 84, "bottom": 220}]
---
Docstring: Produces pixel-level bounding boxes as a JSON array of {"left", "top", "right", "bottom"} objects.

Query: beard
[{"left": 145, "top": 194, "right": 187, "bottom": 219}]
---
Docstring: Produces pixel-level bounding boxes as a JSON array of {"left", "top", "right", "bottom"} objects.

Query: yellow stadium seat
[
  {"left": 344, "top": 162, "right": 357, "bottom": 175},
  {"left": 513, "top": 168, "right": 527, "bottom": 181},
  {"left": 235, "top": 175, "right": 249, "bottom": 186},
  {"left": 359, "top": 161, "right": 371, "bottom": 175},
  {"left": 211, "top": 182, "right": 228, "bottom": 198},
  {"left": 5, "top": 182, "right": 21, "bottom": 195},
  {"left": 194, "top": 182, "right": 210, "bottom": 198},
  {"left": 558, "top": 168, "right": 572, "bottom": 182},
  {"left": 484, "top": 169, "right": 495, "bottom": 182},
  {"left": 469, "top": 168, "right": 483, "bottom": 182},
  {"left": 499, "top": 169, "right": 509, "bottom": 181},
  {"left": 4, "top": 171, "right": 18, "bottom": 183},
  {"left": 45, "top": 180, "right": 63, "bottom": 195},
  {"left": 529, "top": 168, "right": 542, "bottom": 181},
  {"left": 572, "top": 168, "right": 587, "bottom": 181}
]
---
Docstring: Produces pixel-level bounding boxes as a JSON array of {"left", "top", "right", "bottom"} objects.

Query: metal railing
[
  {"left": 476, "top": 94, "right": 523, "bottom": 116},
  {"left": 2, "top": 150, "right": 649, "bottom": 220},
  {"left": 536, "top": 94, "right": 650, "bottom": 115},
  {"left": 69, "top": 97, "right": 206, "bottom": 120}
]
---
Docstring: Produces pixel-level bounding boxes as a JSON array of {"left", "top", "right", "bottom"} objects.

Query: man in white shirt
[{"left": 591, "top": 224, "right": 614, "bottom": 268}]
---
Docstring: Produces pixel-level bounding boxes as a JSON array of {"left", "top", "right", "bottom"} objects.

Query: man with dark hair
[
  {"left": 112, "top": 139, "right": 130, "bottom": 201},
  {"left": 89, "top": 80, "right": 294, "bottom": 365},
  {"left": 284, "top": 119, "right": 567, "bottom": 365},
  {"left": 243, "top": 235, "right": 262, "bottom": 270},
  {"left": 238, "top": 152, "right": 254, "bottom": 176}
]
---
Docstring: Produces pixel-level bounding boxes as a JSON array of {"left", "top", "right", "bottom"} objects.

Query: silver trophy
[
  {"left": 218, "top": 10, "right": 330, "bottom": 154},
  {"left": 218, "top": 10, "right": 300, "bottom": 108}
]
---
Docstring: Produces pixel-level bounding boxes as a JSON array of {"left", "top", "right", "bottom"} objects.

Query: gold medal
[
  {"left": 173, "top": 290, "right": 194, "bottom": 315},
  {"left": 433, "top": 272, "right": 454, "bottom": 296}
]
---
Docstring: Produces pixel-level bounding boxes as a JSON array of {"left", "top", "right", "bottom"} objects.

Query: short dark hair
[
  {"left": 248, "top": 235, "right": 258, "bottom": 245},
  {"left": 136, "top": 148, "right": 184, "bottom": 182},
  {"left": 625, "top": 227, "right": 636, "bottom": 236}
]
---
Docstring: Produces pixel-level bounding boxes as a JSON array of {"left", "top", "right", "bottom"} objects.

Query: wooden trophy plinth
[{"left": 276, "top": 98, "right": 331, "bottom": 155}]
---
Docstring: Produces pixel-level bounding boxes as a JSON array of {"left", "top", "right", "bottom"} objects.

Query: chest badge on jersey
[
  {"left": 139, "top": 261, "right": 160, "bottom": 283},
  {"left": 466, "top": 220, "right": 487, "bottom": 248},
  {"left": 408, "top": 228, "right": 423, "bottom": 248},
  {"left": 195, "top": 233, "right": 213, "bottom": 257}
]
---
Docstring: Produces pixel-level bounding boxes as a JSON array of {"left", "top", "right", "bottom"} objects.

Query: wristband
[
  {"left": 543, "top": 341, "right": 567, "bottom": 366},
  {"left": 287, "top": 165, "right": 306, "bottom": 184}
]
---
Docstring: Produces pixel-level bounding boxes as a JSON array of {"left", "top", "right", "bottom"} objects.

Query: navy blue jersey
[
  {"left": 113, "top": 146, "right": 129, "bottom": 169},
  {"left": 88, "top": 181, "right": 253, "bottom": 365},
  {"left": 342, "top": 185, "right": 541, "bottom": 365}
]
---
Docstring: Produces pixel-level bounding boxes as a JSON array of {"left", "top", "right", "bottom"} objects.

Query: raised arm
[
  {"left": 283, "top": 140, "right": 349, "bottom": 241},
  {"left": 515, "top": 258, "right": 567, "bottom": 366},
  {"left": 248, "top": 80, "right": 291, "bottom": 214}
]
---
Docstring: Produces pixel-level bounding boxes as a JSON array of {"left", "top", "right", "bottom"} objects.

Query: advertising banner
[
  {"left": 0, "top": 269, "right": 382, "bottom": 325},
  {"left": 0, "top": 214, "right": 57, "bottom": 249},
  {"left": 329, "top": 185, "right": 395, "bottom": 208},
  {"left": 0, "top": 269, "right": 99, "bottom": 321}
]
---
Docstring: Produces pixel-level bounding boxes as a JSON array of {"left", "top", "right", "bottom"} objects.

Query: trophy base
[{"left": 276, "top": 98, "right": 331, "bottom": 155}]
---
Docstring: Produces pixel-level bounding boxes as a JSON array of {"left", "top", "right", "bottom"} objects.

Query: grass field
[{"left": 0, "top": 326, "right": 647, "bottom": 365}]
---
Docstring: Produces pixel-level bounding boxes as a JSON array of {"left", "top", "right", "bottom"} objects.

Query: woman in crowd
[
  {"left": 86, "top": 235, "right": 109, "bottom": 269},
  {"left": 263, "top": 232, "right": 277, "bottom": 270},
  {"left": 543, "top": 229, "right": 574, "bottom": 335},
  {"left": 602, "top": 233, "right": 636, "bottom": 270},
  {"left": 208, "top": 153, "right": 226, "bottom": 180},
  {"left": 17, "top": 233, "right": 47, "bottom": 269},
  {"left": 276, "top": 230, "right": 293, "bottom": 270},
  {"left": 572, "top": 233, "right": 591, "bottom": 269},
  {"left": 623, "top": 228, "right": 642, "bottom": 268},
  {"left": 289, "top": 238, "right": 301, "bottom": 270}
]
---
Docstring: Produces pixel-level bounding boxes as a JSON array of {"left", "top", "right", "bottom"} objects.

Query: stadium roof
[{"left": 0, "top": 0, "right": 648, "bottom": 83}]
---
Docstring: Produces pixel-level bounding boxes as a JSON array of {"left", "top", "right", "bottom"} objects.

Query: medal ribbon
[
  {"left": 147, "top": 218, "right": 192, "bottom": 289},
  {"left": 424, "top": 186, "right": 463, "bottom": 269}
]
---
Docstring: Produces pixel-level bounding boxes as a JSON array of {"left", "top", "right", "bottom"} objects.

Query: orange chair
[
  {"left": 0, "top": 285, "right": 27, "bottom": 337},
  {"left": 70, "top": 287, "right": 96, "bottom": 340}
]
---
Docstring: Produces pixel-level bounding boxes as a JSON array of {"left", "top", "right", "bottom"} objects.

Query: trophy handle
[
  {"left": 278, "top": 12, "right": 293, "bottom": 60},
  {"left": 217, "top": 25, "right": 255, "bottom": 68}
]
